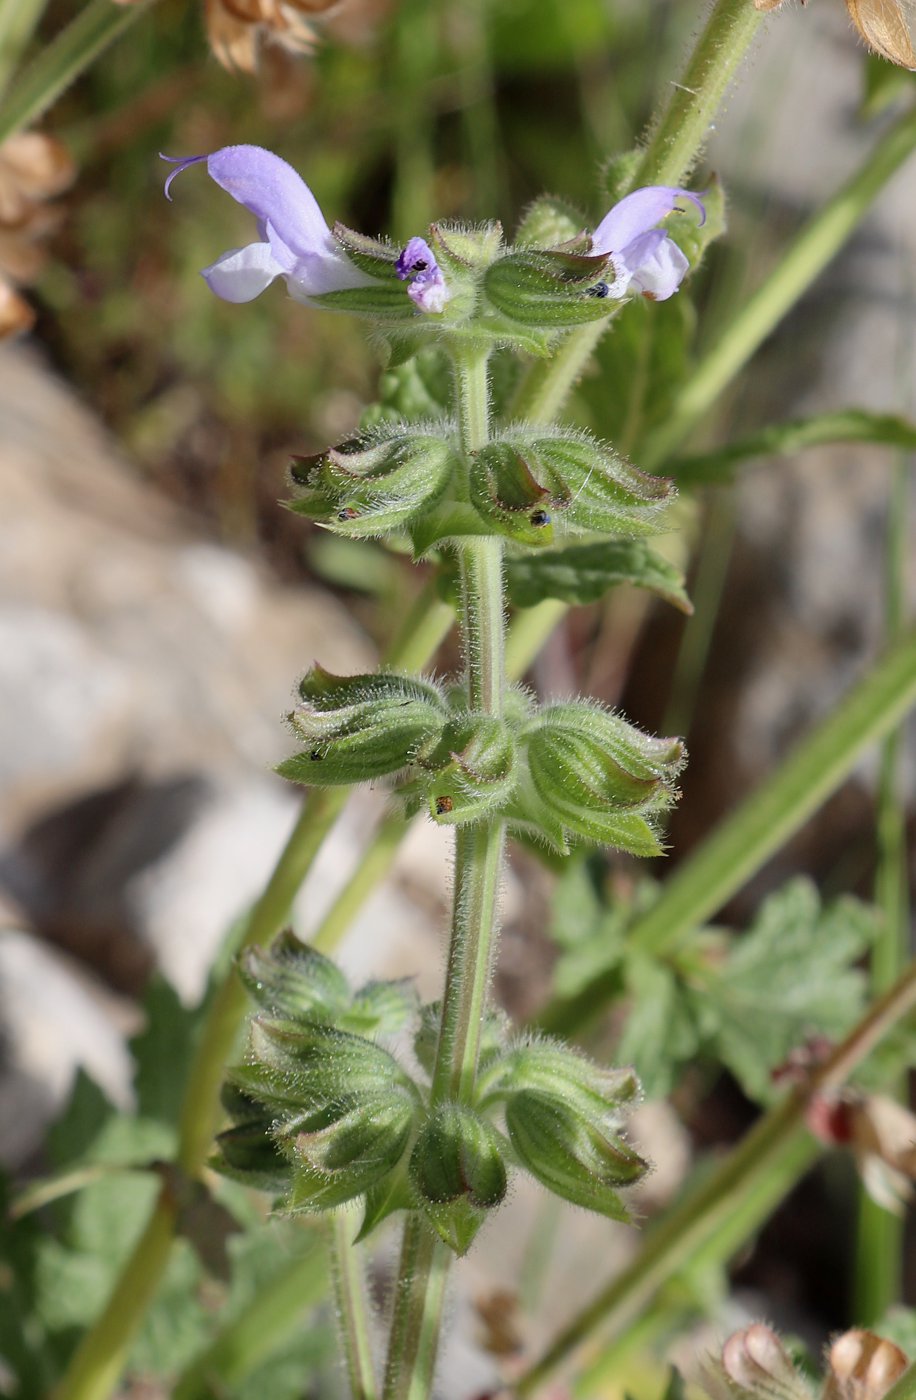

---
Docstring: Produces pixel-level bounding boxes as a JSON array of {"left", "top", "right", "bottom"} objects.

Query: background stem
[
  {"left": 0, "top": 0, "right": 157, "bottom": 144},
  {"left": 331, "top": 1211, "right": 380, "bottom": 1400},
  {"left": 516, "top": 961, "right": 916, "bottom": 1395}
]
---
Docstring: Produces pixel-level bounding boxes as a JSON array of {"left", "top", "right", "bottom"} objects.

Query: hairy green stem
[
  {"left": 541, "top": 627, "right": 916, "bottom": 1036},
  {"left": 628, "top": 0, "right": 764, "bottom": 192},
  {"left": 382, "top": 346, "right": 505, "bottom": 1400},
  {"left": 331, "top": 1211, "right": 380, "bottom": 1400},
  {"left": 381, "top": 1216, "right": 451, "bottom": 1400},
  {"left": 882, "top": 1363, "right": 916, "bottom": 1400},
  {"left": 0, "top": 0, "right": 157, "bottom": 144},
  {"left": 517, "top": 960, "right": 916, "bottom": 1394}
]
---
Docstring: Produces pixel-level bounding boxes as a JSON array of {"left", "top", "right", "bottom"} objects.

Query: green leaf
[
  {"left": 132, "top": 978, "right": 208, "bottom": 1128},
  {"left": 581, "top": 294, "right": 694, "bottom": 445},
  {"left": 615, "top": 956, "right": 701, "bottom": 1100},
  {"left": 696, "top": 879, "right": 877, "bottom": 1102},
  {"left": 505, "top": 539, "right": 692, "bottom": 613},
  {"left": 672, "top": 410, "right": 916, "bottom": 487}
]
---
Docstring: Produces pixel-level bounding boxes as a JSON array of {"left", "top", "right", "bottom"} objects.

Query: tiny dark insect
[
  {"left": 435, "top": 795, "right": 454, "bottom": 815},
  {"left": 310, "top": 750, "right": 323, "bottom": 761},
  {"left": 413, "top": 259, "right": 428, "bottom": 271},
  {"left": 337, "top": 506, "right": 359, "bottom": 521},
  {"left": 587, "top": 281, "right": 610, "bottom": 299},
  {"left": 529, "top": 509, "right": 550, "bottom": 527}
]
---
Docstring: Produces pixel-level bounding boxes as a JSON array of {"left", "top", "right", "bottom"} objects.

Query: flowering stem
[
  {"left": 516, "top": 959, "right": 916, "bottom": 1395},
  {"left": 0, "top": 0, "right": 158, "bottom": 145},
  {"left": 331, "top": 1210, "right": 380, "bottom": 1400},
  {"left": 382, "top": 346, "right": 505, "bottom": 1400},
  {"left": 510, "top": 0, "right": 764, "bottom": 428}
]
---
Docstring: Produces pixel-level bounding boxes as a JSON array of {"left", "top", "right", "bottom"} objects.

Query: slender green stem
[
  {"left": 0, "top": 0, "right": 47, "bottom": 97},
  {"left": 628, "top": 0, "right": 764, "bottom": 192},
  {"left": 541, "top": 627, "right": 916, "bottom": 1035},
  {"left": 382, "top": 340, "right": 506, "bottom": 1400},
  {"left": 178, "top": 788, "right": 346, "bottom": 1175},
  {"left": 331, "top": 1211, "right": 380, "bottom": 1400},
  {"left": 311, "top": 810, "right": 408, "bottom": 955},
  {"left": 52, "top": 1190, "right": 179, "bottom": 1400},
  {"left": 516, "top": 961, "right": 916, "bottom": 1395},
  {"left": 0, "top": 0, "right": 157, "bottom": 145},
  {"left": 431, "top": 820, "right": 506, "bottom": 1104},
  {"left": 641, "top": 104, "right": 916, "bottom": 471},
  {"left": 854, "top": 455, "right": 911, "bottom": 1323},
  {"left": 882, "top": 1363, "right": 916, "bottom": 1400}
]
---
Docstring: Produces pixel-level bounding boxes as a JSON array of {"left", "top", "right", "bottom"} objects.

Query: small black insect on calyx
[
  {"left": 435, "top": 795, "right": 454, "bottom": 815},
  {"left": 587, "top": 281, "right": 610, "bottom": 299},
  {"left": 529, "top": 509, "right": 551, "bottom": 527}
]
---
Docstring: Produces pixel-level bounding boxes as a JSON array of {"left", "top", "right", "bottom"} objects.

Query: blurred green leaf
[
  {"left": 505, "top": 539, "right": 691, "bottom": 612},
  {"left": 693, "top": 879, "right": 877, "bottom": 1103},
  {"left": 673, "top": 410, "right": 916, "bottom": 487}
]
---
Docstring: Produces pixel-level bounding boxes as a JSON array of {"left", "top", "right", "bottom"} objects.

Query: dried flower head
[
  {"left": 704, "top": 1324, "right": 814, "bottom": 1400},
  {"left": 807, "top": 1089, "right": 916, "bottom": 1212},
  {"left": 0, "top": 131, "right": 75, "bottom": 340},
  {"left": 753, "top": 0, "right": 916, "bottom": 70},
  {"left": 824, "top": 1330, "right": 909, "bottom": 1400},
  {"left": 203, "top": 0, "right": 340, "bottom": 72}
]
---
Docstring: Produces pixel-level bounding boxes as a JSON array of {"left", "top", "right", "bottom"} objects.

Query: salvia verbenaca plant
[{"left": 163, "top": 141, "right": 705, "bottom": 1389}]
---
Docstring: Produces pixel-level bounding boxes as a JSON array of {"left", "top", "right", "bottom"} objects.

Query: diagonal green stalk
[
  {"left": 331, "top": 1210, "right": 380, "bottom": 1400},
  {"left": 516, "top": 959, "right": 916, "bottom": 1395},
  {"left": 540, "top": 627, "right": 916, "bottom": 1036},
  {"left": 854, "top": 453, "right": 911, "bottom": 1323},
  {"left": 382, "top": 345, "right": 506, "bottom": 1400},
  {"left": 0, "top": 0, "right": 47, "bottom": 97},
  {"left": 0, "top": 0, "right": 158, "bottom": 144},
  {"left": 52, "top": 584, "right": 452, "bottom": 1400}
]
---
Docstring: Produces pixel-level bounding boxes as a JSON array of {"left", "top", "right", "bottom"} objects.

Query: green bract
[
  {"left": 287, "top": 1092, "right": 417, "bottom": 1212},
  {"left": 278, "top": 666, "right": 449, "bottom": 786},
  {"left": 469, "top": 430, "right": 674, "bottom": 546},
  {"left": 287, "top": 428, "right": 457, "bottom": 537},
  {"left": 505, "top": 1089, "right": 647, "bottom": 1221},
  {"left": 409, "top": 1103, "right": 507, "bottom": 1254},
  {"left": 512, "top": 702, "right": 685, "bottom": 855},
  {"left": 420, "top": 713, "right": 518, "bottom": 825},
  {"left": 484, "top": 249, "right": 618, "bottom": 328}
]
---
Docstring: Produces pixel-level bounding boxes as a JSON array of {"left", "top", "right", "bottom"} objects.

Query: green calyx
[
  {"left": 510, "top": 702, "right": 685, "bottom": 855},
  {"left": 420, "top": 713, "right": 518, "bottom": 825},
  {"left": 409, "top": 1103, "right": 508, "bottom": 1255},
  {"left": 287, "top": 427, "right": 457, "bottom": 538},
  {"left": 287, "top": 1091, "right": 417, "bottom": 1212},
  {"left": 505, "top": 1089, "right": 648, "bottom": 1221},
  {"left": 278, "top": 666, "right": 449, "bottom": 787}
]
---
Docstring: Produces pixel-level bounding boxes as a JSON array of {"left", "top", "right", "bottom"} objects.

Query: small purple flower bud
[{"left": 396, "top": 235, "right": 451, "bottom": 314}]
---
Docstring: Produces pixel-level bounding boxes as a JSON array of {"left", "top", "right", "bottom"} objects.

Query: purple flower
[
  {"left": 395, "top": 236, "right": 450, "bottom": 314},
  {"left": 162, "top": 144, "right": 373, "bottom": 304},
  {"left": 591, "top": 186, "right": 705, "bottom": 302}
]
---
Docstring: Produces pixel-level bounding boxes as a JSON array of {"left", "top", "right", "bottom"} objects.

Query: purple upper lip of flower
[
  {"left": 590, "top": 185, "right": 706, "bottom": 302},
  {"left": 161, "top": 144, "right": 373, "bottom": 304}
]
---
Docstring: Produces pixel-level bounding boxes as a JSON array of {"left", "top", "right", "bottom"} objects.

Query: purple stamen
[{"left": 161, "top": 153, "right": 208, "bottom": 201}]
